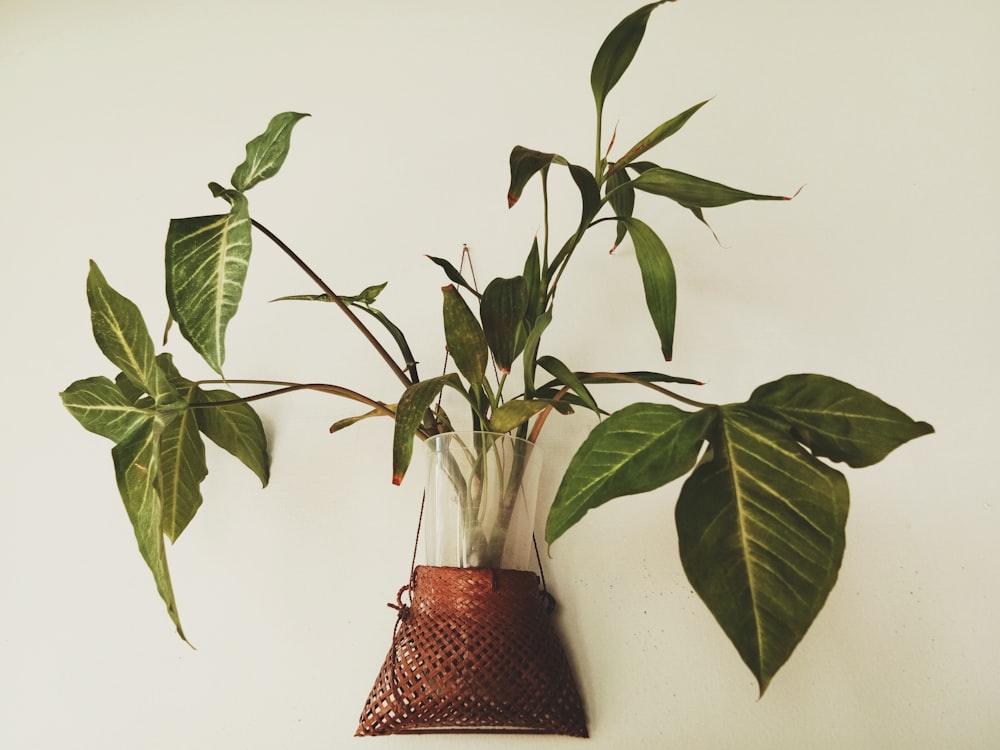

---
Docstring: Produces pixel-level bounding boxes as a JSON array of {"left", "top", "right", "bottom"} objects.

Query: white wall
[{"left": 2, "top": 0, "right": 997, "bottom": 747}]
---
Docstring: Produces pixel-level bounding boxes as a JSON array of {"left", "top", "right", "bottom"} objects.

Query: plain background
[{"left": 2, "top": 0, "right": 997, "bottom": 747}]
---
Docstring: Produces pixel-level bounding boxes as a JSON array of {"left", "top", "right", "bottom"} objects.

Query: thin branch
[{"left": 250, "top": 219, "right": 415, "bottom": 387}]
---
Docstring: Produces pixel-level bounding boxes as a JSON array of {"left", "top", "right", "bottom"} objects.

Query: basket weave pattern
[{"left": 356, "top": 565, "right": 587, "bottom": 736}]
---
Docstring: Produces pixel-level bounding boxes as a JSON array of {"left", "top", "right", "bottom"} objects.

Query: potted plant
[{"left": 60, "top": 0, "right": 932, "bottom": 721}]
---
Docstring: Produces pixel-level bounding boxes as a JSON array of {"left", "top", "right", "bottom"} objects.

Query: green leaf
[
  {"left": 111, "top": 419, "right": 188, "bottom": 642},
  {"left": 675, "top": 405, "right": 849, "bottom": 695},
  {"left": 60, "top": 376, "right": 153, "bottom": 442},
  {"left": 605, "top": 167, "right": 634, "bottom": 250},
  {"left": 392, "top": 374, "right": 463, "bottom": 485},
  {"left": 86, "top": 262, "right": 178, "bottom": 407},
  {"left": 590, "top": 2, "right": 671, "bottom": 118},
  {"left": 621, "top": 217, "right": 676, "bottom": 360},
  {"left": 426, "top": 255, "right": 481, "bottom": 298},
  {"left": 536, "top": 355, "right": 600, "bottom": 415},
  {"left": 480, "top": 276, "right": 528, "bottom": 373},
  {"left": 165, "top": 192, "right": 252, "bottom": 375},
  {"left": 157, "top": 399, "right": 206, "bottom": 542},
  {"left": 522, "top": 237, "right": 543, "bottom": 318},
  {"left": 231, "top": 112, "right": 309, "bottom": 192},
  {"left": 608, "top": 99, "right": 711, "bottom": 176},
  {"left": 489, "top": 399, "right": 559, "bottom": 435},
  {"left": 506, "top": 146, "right": 566, "bottom": 208},
  {"left": 522, "top": 309, "right": 552, "bottom": 397},
  {"left": 546, "top": 402, "right": 712, "bottom": 544},
  {"left": 442, "top": 284, "right": 489, "bottom": 390},
  {"left": 157, "top": 354, "right": 270, "bottom": 487},
  {"left": 330, "top": 405, "right": 396, "bottom": 434},
  {"left": 747, "top": 374, "right": 934, "bottom": 468},
  {"left": 630, "top": 167, "right": 789, "bottom": 209}
]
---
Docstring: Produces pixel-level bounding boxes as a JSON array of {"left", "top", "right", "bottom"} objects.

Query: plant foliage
[{"left": 61, "top": 4, "right": 931, "bottom": 692}]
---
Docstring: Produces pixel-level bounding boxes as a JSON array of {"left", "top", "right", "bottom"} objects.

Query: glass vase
[{"left": 421, "top": 431, "right": 542, "bottom": 571}]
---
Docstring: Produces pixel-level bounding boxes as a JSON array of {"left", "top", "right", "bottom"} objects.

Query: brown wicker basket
[{"left": 356, "top": 565, "right": 587, "bottom": 736}]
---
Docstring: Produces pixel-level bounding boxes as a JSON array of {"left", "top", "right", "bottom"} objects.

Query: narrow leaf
[
  {"left": 111, "top": 419, "right": 188, "bottom": 642},
  {"left": 480, "top": 276, "right": 528, "bottom": 373},
  {"left": 60, "top": 376, "right": 153, "bottom": 442},
  {"left": 392, "top": 374, "right": 463, "bottom": 484},
  {"left": 590, "top": 2, "right": 671, "bottom": 116},
  {"left": 165, "top": 193, "right": 252, "bottom": 375},
  {"left": 442, "top": 284, "right": 488, "bottom": 390},
  {"left": 86, "top": 262, "right": 178, "bottom": 407},
  {"left": 330, "top": 405, "right": 396, "bottom": 434},
  {"left": 536, "top": 355, "right": 600, "bottom": 415},
  {"left": 546, "top": 402, "right": 712, "bottom": 544},
  {"left": 747, "top": 374, "right": 934, "bottom": 468},
  {"left": 605, "top": 167, "right": 634, "bottom": 251},
  {"left": 231, "top": 112, "right": 309, "bottom": 192},
  {"left": 426, "top": 255, "right": 481, "bottom": 297},
  {"left": 608, "top": 99, "right": 711, "bottom": 176},
  {"left": 676, "top": 405, "right": 849, "bottom": 694},
  {"left": 622, "top": 217, "right": 676, "bottom": 360},
  {"left": 630, "top": 167, "right": 789, "bottom": 208}
]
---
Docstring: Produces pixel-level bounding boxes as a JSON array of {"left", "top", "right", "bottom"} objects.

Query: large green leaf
[
  {"left": 86, "top": 262, "right": 178, "bottom": 407},
  {"left": 546, "top": 402, "right": 712, "bottom": 544},
  {"left": 608, "top": 99, "right": 711, "bottom": 177},
  {"left": 621, "top": 217, "right": 676, "bottom": 360},
  {"left": 60, "top": 376, "right": 153, "bottom": 442},
  {"left": 165, "top": 190, "right": 252, "bottom": 375},
  {"left": 157, "top": 354, "right": 270, "bottom": 487},
  {"left": 480, "top": 276, "right": 527, "bottom": 373},
  {"left": 157, "top": 399, "right": 206, "bottom": 542},
  {"left": 675, "top": 405, "right": 849, "bottom": 695},
  {"left": 630, "top": 167, "right": 788, "bottom": 208},
  {"left": 747, "top": 374, "right": 934, "bottom": 468},
  {"left": 231, "top": 112, "right": 309, "bottom": 192},
  {"left": 391, "top": 373, "right": 463, "bottom": 485},
  {"left": 590, "top": 2, "right": 672, "bottom": 118},
  {"left": 442, "top": 284, "right": 489, "bottom": 391},
  {"left": 111, "top": 419, "right": 188, "bottom": 642}
]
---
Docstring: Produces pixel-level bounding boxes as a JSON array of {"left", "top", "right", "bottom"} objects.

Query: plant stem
[{"left": 250, "top": 219, "right": 415, "bottom": 387}]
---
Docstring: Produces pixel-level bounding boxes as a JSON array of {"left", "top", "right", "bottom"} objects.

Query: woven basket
[{"left": 356, "top": 565, "right": 588, "bottom": 736}]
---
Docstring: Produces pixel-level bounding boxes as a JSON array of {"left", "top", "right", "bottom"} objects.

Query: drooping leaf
[
  {"left": 60, "top": 376, "right": 153, "bottom": 442},
  {"left": 231, "top": 111, "right": 309, "bottom": 192},
  {"left": 576, "top": 370, "right": 703, "bottom": 387},
  {"left": 675, "top": 405, "right": 849, "bottom": 695},
  {"left": 480, "top": 276, "right": 528, "bottom": 373},
  {"left": 442, "top": 284, "right": 489, "bottom": 390},
  {"left": 590, "top": 2, "right": 672, "bottom": 118},
  {"left": 747, "top": 374, "right": 934, "bottom": 468},
  {"left": 165, "top": 191, "right": 252, "bottom": 375},
  {"left": 568, "top": 163, "right": 603, "bottom": 233},
  {"left": 111, "top": 418, "right": 188, "bottom": 642},
  {"left": 536, "top": 355, "right": 600, "bottom": 415},
  {"left": 630, "top": 167, "right": 789, "bottom": 209},
  {"left": 489, "top": 398, "right": 566, "bottom": 434},
  {"left": 330, "top": 404, "right": 396, "bottom": 434},
  {"left": 157, "top": 398, "right": 206, "bottom": 542},
  {"left": 391, "top": 373, "right": 463, "bottom": 485},
  {"left": 86, "top": 262, "right": 179, "bottom": 407},
  {"left": 506, "top": 146, "right": 566, "bottom": 208},
  {"left": 156, "top": 354, "right": 270, "bottom": 487},
  {"left": 546, "top": 402, "right": 712, "bottom": 544},
  {"left": 426, "top": 255, "right": 481, "bottom": 297},
  {"left": 621, "top": 217, "right": 676, "bottom": 360},
  {"left": 607, "top": 99, "right": 711, "bottom": 177}
]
